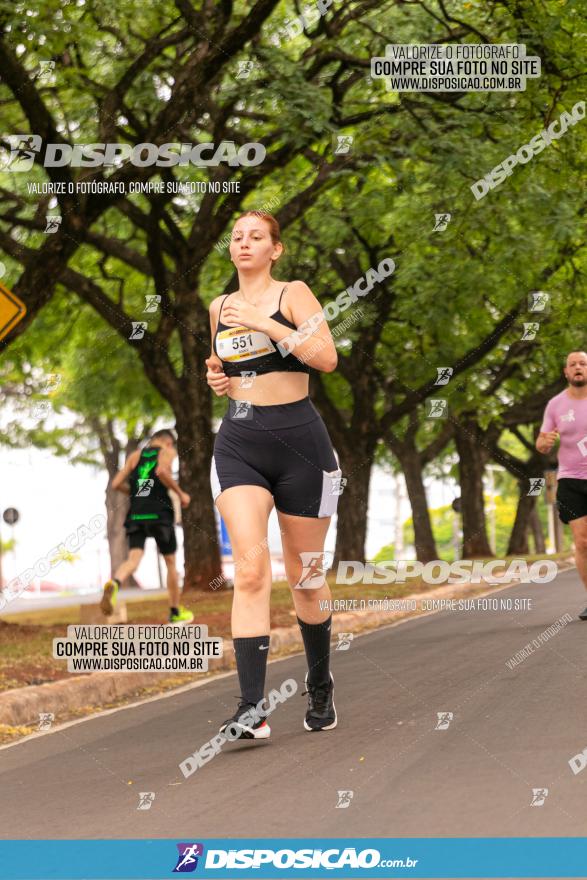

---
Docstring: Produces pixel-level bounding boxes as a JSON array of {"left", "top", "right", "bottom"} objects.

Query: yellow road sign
[{"left": 0, "top": 281, "right": 26, "bottom": 342}]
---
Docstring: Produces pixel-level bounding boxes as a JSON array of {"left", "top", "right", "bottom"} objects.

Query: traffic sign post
[
  {"left": 3, "top": 508, "right": 19, "bottom": 526},
  {"left": 1, "top": 508, "right": 20, "bottom": 589}
]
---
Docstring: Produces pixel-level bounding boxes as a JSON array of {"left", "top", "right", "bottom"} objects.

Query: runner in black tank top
[
  {"left": 99, "top": 429, "right": 194, "bottom": 624},
  {"left": 204, "top": 210, "right": 344, "bottom": 742},
  {"left": 125, "top": 446, "right": 175, "bottom": 526}
]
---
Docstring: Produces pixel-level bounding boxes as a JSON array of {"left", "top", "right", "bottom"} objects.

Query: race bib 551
[{"left": 216, "top": 326, "right": 276, "bottom": 362}]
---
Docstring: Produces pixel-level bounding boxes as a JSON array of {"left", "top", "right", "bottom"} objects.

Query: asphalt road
[{"left": 2, "top": 569, "right": 587, "bottom": 841}]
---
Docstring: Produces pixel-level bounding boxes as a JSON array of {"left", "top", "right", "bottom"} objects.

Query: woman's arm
[
  {"left": 222, "top": 281, "right": 338, "bottom": 373},
  {"left": 206, "top": 297, "right": 230, "bottom": 396}
]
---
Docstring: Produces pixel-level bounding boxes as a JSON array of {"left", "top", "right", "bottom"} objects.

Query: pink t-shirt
[{"left": 541, "top": 390, "right": 587, "bottom": 479}]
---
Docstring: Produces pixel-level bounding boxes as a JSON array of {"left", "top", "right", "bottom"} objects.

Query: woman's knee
[{"left": 234, "top": 560, "right": 271, "bottom": 594}]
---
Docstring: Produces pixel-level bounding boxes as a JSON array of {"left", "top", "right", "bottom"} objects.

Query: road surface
[{"left": 1, "top": 569, "right": 586, "bottom": 841}]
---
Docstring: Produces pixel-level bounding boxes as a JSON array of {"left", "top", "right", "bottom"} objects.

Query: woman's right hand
[{"left": 206, "top": 356, "right": 230, "bottom": 396}]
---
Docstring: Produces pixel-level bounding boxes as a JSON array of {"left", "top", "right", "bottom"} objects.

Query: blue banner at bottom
[{"left": 0, "top": 838, "right": 584, "bottom": 879}]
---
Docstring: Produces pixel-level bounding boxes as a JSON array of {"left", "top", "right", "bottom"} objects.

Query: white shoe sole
[
  {"left": 304, "top": 703, "right": 337, "bottom": 731},
  {"left": 220, "top": 721, "right": 271, "bottom": 740}
]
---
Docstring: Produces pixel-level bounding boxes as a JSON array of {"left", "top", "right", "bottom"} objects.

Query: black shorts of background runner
[
  {"left": 210, "top": 396, "right": 341, "bottom": 518},
  {"left": 556, "top": 478, "right": 587, "bottom": 524},
  {"left": 126, "top": 521, "right": 177, "bottom": 555}
]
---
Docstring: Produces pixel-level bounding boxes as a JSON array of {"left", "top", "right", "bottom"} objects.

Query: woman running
[{"left": 206, "top": 211, "right": 342, "bottom": 739}]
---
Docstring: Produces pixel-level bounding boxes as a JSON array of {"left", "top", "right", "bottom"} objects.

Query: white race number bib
[{"left": 216, "top": 326, "right": 276, "bottom": 363}]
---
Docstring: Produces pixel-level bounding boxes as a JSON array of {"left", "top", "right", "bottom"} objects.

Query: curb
[{"left": 0, "top": 562, "right": 574, "bottom": 728}]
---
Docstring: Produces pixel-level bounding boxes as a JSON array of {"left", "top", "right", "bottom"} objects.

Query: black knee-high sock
[
  {"left": 297, "top": 616, "right": 332, "bottom": 687},
  {"left": 233, "top": 636, "right": 270, "bottom": 705}
]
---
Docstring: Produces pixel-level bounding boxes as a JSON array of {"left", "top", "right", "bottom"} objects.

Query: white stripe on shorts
[{"left": 210, "top": 456, "right": 222, "bottom": 502}]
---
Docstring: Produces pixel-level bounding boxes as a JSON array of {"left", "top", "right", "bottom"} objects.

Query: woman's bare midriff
[{"left": 227, "top": 371, "right": 309, "bottom": 405}]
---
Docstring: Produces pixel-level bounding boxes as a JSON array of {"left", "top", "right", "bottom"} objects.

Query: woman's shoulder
[
  {"left": 283, "top": 279, "right": 311, "bottom": 294},
  {"left": 209, "top": 292, "right": 232, "bottom": 316}
]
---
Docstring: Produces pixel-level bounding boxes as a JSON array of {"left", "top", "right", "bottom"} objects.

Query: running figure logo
[
  {"left": 231, "top": 400, "right": 252, "bottom": 420},
  {"left": 31, "top": 401, "right": 50, "bottom": 418},
  {"left": 336, "top": 632, "right": 354, "bottom": 651},
  {"left": 37, "top": 712, "right": 54, "bottom": 731},
  {"left": 434, "top": 367, "right": 453, "bottom": 386},
  {"left": 137, "top": 792, "right": 155, "bottom": 810},
  {"left": 530, "top": 788, "right": 548, "bottom": 806},
  {"left": 336, "top": 790, "right": 354, "bottom": 809},
  {"left": 527, "top": 478, "right": 545, "bottom": 496},
  {"left": 173, "top": 843, "right": 204, "bottom": 873},
  {"left": 330, "top": 474, "right": 347, "bottom": 496},
  {"left": 136, "top": 479, "right": 154, "bottom": 497},
  {"left": 236, "top": 60, "right": 254, "bottom": 79},
  {"left": 427, "top": 399, "right": 447, "bottom": 419},
  {"left": 432, "top": 213, "right": 451, "bottom": 232},
  {"left": 0, "top": 133, "right": 41, "bottom": 171},
  {"left": 44, "top": 216, "right": 61, "bottom": 233},
  {"left": 144, "top": 294, "right": 161, "bottom": 313},
  {"left": 435, "top": 711, "right": 453, "bottom": 730},
  {"left": 136, "top": 457, "right": 157, "bottom": 497},
  {"left": 37, "top": 60, "right": 56, "bottom": 81},
  {"left": 130, "top": 321, "right": 148, "bottom": 340},
  {"left": 334, "top": 135, "right": 353, "bottom": 154},
  {"left": 560, "top": 408, "right": 575, "bottom": 422},
  {"left": 528, "top": 292, "right": 550, "bottom": 312},
  {"left": 296, "top": 551, "right": 334, "bottom": 589},
  {"left": 521, "top": 322, "right": 539, "bottom": 341},
  {"left": 239, "top": 371, "right": 256, "bottom": 389}
]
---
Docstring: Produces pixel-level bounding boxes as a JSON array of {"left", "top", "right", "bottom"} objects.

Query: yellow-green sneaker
[
  {"left": 169, "top": 606, "right": 194, "bottom": 625},
  {"left": 100, "top": 579, "right": 119, "bottom": 616}
]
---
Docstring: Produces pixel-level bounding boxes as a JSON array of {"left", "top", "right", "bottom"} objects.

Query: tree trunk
[
  {"left": 507, "top": 485, "right": 535, "bottom": 555},
  {"left": 333, "top": 443, "right": 374, "bottom": 565},
  {"left": 397, "top": 449, "right": 438, "bottom": 562},
  {"left": 528, "top": 505, "right": 546, "bottom": 554},
  {"left": 454, "top": 419, "right": 493, "bottom": 558},
  {"left": 105, "top": 482, "right": 130, "bottom": 579},
  {"left": 174, "top": 379, "right": 222, "bottom": 591}
]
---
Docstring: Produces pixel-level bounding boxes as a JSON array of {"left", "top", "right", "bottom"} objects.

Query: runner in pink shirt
[{"left": 537, "top": 351, "right": 587, "bottom": 618}]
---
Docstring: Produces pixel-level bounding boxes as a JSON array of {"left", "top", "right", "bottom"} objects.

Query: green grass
[{"left": 0, "top": 552, "right": 573, "bottom": 693}]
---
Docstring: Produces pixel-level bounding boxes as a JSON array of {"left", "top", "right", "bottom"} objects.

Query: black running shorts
[
  {"left": 210, "top": 397, "right": 342, "bottom": 518},
  {"left": 126, "top": 521, "right": 177, "bottom": 555},
  {"left": 556, "top": 478, "right": 587, "bottom": 524}
]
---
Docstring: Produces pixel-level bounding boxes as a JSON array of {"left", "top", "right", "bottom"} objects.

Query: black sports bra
[{"left": 213, "top": 285, "right": 310, "bottom": 377}]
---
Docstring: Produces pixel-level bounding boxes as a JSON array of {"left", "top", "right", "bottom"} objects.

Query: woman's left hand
[{"left": 222, "top": 299, "right": 268, "bottom": 333}]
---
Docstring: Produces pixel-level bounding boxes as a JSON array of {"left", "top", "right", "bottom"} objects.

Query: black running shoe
[
  {"left": 219, "top": 699, "right": 271, "bottom": 740},
  {"left": 578, "top": 607, "right": 587, "bottom": 621},
  {"left": 303, "top": 672, "right": 337, "bottom": 731}
]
